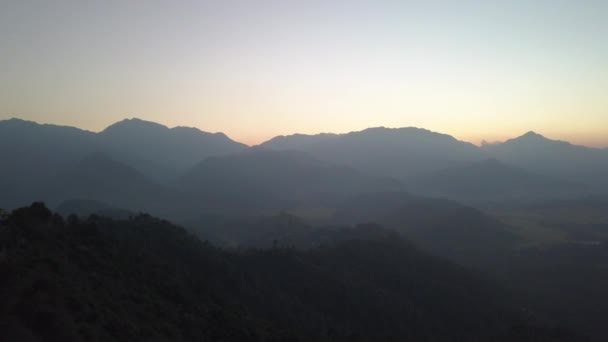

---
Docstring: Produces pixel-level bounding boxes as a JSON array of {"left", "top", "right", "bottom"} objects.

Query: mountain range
[
  {"left": 1, "top": 117, "right": 606, "bottom": 213},
  {"left": 261, "top": 127, "right": 485, "bottom": 180},
  {"left": 482, "top": 131, "right": 608, "bottom": 189},
  {"left": 0, "top": 118, "right": 245, "bottom": 209},
  {"left": 2, "top": 117, "right": 608, "bottom": 340},
  {"left": 261, "top": 128, "right": 608, "bottom": 192}
]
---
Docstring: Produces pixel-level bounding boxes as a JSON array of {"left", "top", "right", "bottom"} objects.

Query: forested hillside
[{"left": 0, "top": 203, "right": 582, "bottom": 342}]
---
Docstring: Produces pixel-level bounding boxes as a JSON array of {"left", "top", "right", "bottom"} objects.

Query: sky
[{"left": 1, "top": 0, "right": 607, "bottom": 147}]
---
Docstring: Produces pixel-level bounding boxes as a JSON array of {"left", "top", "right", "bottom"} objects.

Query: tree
[{"left": 0, "top": 208, "right": 8, "bottom": 222}]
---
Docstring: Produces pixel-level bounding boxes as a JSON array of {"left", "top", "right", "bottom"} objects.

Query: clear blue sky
[{"left": 1, "top": 0, "right": 607, "bottom": 146}]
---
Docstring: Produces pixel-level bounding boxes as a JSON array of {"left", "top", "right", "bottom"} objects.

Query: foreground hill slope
[{"left": 0, "top": 203, "right": 582, "bottom": 342}]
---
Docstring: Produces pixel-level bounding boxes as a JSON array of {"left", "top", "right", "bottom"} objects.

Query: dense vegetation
[
  {"left": 0, "top": 203, "right": 583, "bottom": 341},
  {"left": 499, "top": 243, "right": 608, "bottom": 340}
]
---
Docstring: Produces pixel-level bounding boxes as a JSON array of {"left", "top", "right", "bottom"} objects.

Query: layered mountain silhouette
[
  {"left": 409, "top": 158, "right": 588, "bottom": 202},
  {"left": 261, "top": 127, "right": 607, "bottom": 196},
  {"left": 0, "top": 118, "right": 245, "bottom": 208},
  {"left": 99, "top": 118, "right": 247, "bottom": 180},
  {"left": 332, "top": 191, "right": 520, "bottom": 267},
  {"left": 1, "top": 117, "right": 607, "bottom": 213},
  {"left": 5, "top": 147, "right": 406, "bottom": 219},
  {"left": 184, "top": 189, "right": 519, "bottom": 268},
  {"left": 260, "top": 127, "right": 485, "bottom": 180},
  {"left": 482, "top": 131, "right": 608, "bottom": 190},
  {"left": 176, "top": 148, "right": 404, "bottom": 211},
  {"left": 0, "top": 119, "right": 100, "bottom": 208},
  {"left": 46, "top": 153, "right": 176, "bottom": 216},
  {"left": 2, "top": 117, "right": 607, "bottom": 340}
]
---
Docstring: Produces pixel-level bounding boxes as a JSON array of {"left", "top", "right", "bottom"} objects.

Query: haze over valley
[
  {"left": 2, "top": 1, "right": 608, "bottom": 341},
  {"left": 2, "top": 117, "right": 608, "bottom": 340}
]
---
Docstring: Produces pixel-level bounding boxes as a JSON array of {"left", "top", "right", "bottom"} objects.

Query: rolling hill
[{"left": 333, "top": 191, "right": 520, "bottom": 267}]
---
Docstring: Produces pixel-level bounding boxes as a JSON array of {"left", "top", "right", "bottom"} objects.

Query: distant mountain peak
[
  {"left": 1, "top": 118, "right": 31, "bottom": 124},
  {"left": 101, "top": 118, "right": 237, "bottom": 142},
  {"left": 518, "top": 131, "right": 546, "bottom": 140},
  {"left": 357, "top": 126, "right": 462, "bottom": 140},
  {"left": 0, "top": 118, "right": 95, "bottom": 136},
  {"left": 171, "top": 126, "right": 206, "bottom": 133},
  {"left": 171, "top": 126, "right": 231, "bottom": 139},
  {"left": 501, "top": 131, "right": 587, "bottom": 150},
  {"left": 0, "top": 118, "right": 38, "bottom": 128},
  {"left": 102, "top": 118, "right": 168, "bottom": 134},
  {"left": 359, "top": 126, "right": 429, "bottom": 134},
  {"left": 487, "top": 130, "right": 556, "bottom": 148}
]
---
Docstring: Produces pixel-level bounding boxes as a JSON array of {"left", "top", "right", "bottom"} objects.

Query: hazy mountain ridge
[
  {"left": 175, "top": 148, "right": 405, "bottom": 211},
  {"left": 409, "top": 158, "right": 588, "bottom": 202},
  {"left": 99, "top": 118, "right": 247, "bottom": 180},
  {"left": 260, "top": 126, "right": 486, "bottom": 181},
  {"left": 331, "top": 191, "right": 520, "bottom": 267},
  {"left": 482, "top": 131, "right": 608, "bottom": 189},
  {"left": 3, "top": 117, "right": 606, "bottom": 211},
  {"left": 0, "top": 118, "right": 246, "bottom": 208},
  {"left": 46, "top": 153, "right": 175, "bottom": 216},
  {"left": 0, "top": 119, "right": 101, "bottom": 208},
  {"left": 260, "top": 127, "right": 608, "bottom": 196},
  {"left": 2, "top": 118, "right": 608, "bottom": 340},
  {"left": 259, "top": 132, "right": 339, "bottom": 150}
]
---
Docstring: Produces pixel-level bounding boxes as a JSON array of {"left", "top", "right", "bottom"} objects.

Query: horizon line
[{"left": 1, "top": 116, "right": 607, "bottom": 150}]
